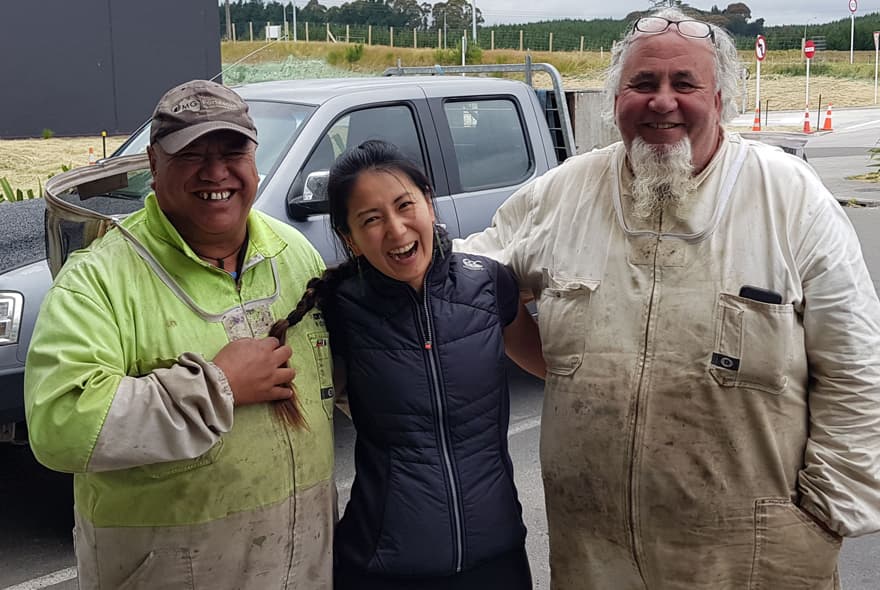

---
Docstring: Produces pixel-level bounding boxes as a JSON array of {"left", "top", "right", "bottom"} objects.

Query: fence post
[
  {"left": 491, "top": 30, "right": 494, "bottom": 50},
  {"left": 438, "top": 28, "right": 441, "bottom": 48},
  {"left": 519, "top": 30, "right": 523, "bottom": 52},
  {"left": 580, "top": 35, "right": 584, "bottom": 52},
  {"left": 232, "top": 23, "right": 237, "bottom": 42},
  {"left": 305, "top": 22, "right": 309, "bottom": 42},
  {"left": 368, "top": 25, "right": 372, "bottom": 45},
  {"left": 390, "top": 26, "right": 394, "bottom": 47},
  {"left": 266, "top": 21, "right": 270, "bottom": 41},
  {"left": 326, "top": 23, "right": 330, "bottom": 42},
  {"left": 249, "top": 21, "right": 254, "bottom": 41},
  {"left": 414, "top": 28, "right": 417, "bottom": 49},
  {"left": 549, "top": 32, "right": 553, "bottom": 52},
  {"left": 346, "top": 24, "right": 350, "bottom": 43}
]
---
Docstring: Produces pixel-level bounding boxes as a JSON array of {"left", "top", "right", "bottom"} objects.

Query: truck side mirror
[
  {"left": 288, "top": 170, "right": 330, "bottom": 220},
  {"left": 303, "top": 170, "right": 329, "bottom": 203}
]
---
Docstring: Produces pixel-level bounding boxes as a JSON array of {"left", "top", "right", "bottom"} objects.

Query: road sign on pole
[
  {"left": 755, "top": 35, "right": 767, "bottom": 61},
  {"left": 754, "top": 35, "right": 766, "bottom": 127},
  {"left": 804, "top": 39, "right": 816, "bottom": 59},
  {"left": 804, "top": 40, "right": 815, "bottom": 109},
  {"left": 850, "top": 0, "right": 857, "bottom": 64}
]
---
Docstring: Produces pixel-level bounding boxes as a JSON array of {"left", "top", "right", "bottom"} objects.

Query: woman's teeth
[
  {"left": 388, "top": 242, "right": 417, "bottom": 259},
  {"left": 197, "top": 191, "right": 232, "bottom": 201}
]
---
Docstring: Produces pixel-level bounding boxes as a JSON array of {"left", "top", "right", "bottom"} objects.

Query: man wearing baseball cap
[{"left": 25, "top": 79, "right": 336, "bottom": 588}]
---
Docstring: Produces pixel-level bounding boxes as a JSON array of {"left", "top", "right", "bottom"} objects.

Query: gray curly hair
[{"left": 603, "top": 7, "right": 742, "bottom": 125}]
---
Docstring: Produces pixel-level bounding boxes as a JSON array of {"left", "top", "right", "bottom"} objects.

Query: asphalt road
[{"left": 3, "top": 113, "right": 880, "bottom": 589}]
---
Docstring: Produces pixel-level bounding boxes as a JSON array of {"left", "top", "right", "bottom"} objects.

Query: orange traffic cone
[
  {"left": 751, "top": 107, "right": 761, "bottom": 131},
  {"left": 822, "top": 103, "right": 834, "bottom": 131},
  {"left": 87, "top": 147, "right": 97, "bottom": 165},
  {"left": 802, "top": 107, "right": 812, "bottom": 134}
]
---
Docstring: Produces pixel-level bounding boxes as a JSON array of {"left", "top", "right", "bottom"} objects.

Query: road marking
[
  {"left": 3, "top": 567, "right": 77, "bottom": 590},
  {"left": 841, "top": 119, "right": 880, "bottom": 131},
  {"left": 508, "top": 416, "right": 542, "bottom": 437}
]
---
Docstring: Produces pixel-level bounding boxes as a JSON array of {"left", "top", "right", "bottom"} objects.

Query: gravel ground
[
  {"left": 222, "top": 56, "right": 367, "bottom": 84},
  {"left": 0, "top": 199, "right": 46, "bottom": 271}
]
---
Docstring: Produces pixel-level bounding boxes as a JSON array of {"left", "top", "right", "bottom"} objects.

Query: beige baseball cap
[{"left": 149, "top": 79, "right": 258, "bottom": 154}]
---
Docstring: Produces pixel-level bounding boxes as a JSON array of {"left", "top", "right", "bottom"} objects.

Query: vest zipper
[{"left": 412, "top": 275, "right": 465, "bottom": 574}]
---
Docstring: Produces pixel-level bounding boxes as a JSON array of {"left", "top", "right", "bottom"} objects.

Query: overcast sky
[{"left": 473, "top": 1, "right": 872, "bottom": 27}]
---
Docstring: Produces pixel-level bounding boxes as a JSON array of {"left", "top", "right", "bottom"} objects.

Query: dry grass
[
  {"left": 0, "top": 136, "right": 127, "bottom": 198},
  {"left": 4, "top": 45, "right": 879, "bottom": 198}
]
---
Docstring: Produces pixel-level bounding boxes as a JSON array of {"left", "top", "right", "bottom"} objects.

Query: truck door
[{"left": 429, "top": 96, "right": 539, "bottom": 239}]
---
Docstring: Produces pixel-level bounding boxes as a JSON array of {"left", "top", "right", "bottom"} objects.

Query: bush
[
  {"left": 345, "top": 43, "right": 364, "bottom": 63},
  {"left": 41, "top": 128, "right": 55, "bottom": 139},
  {"left": 326, "top": 49, "right": 343, "bottom": 65},
  {"left": 432, "top": 43, "right": 483, "bottom": 65}
]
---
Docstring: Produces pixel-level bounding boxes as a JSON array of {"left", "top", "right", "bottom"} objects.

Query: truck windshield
[{"left": 116, "top": 100, "right": 315, "bottom": 196}]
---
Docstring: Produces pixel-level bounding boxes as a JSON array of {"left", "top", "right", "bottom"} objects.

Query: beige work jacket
[{"left": 458, "top": 134, "right": 880, "bottom": 590}]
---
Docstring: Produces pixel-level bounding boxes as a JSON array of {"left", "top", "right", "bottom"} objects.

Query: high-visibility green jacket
[{"left": 25, "top": 195, "right": 335, "bottom": 589}]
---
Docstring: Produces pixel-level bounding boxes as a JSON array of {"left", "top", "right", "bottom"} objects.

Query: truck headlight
[{"left": 0, "top": 292, "right": 24, "bottom": 345}]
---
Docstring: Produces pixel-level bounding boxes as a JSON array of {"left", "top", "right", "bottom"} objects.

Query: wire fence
[{"left": 228, "top": 21, "right": 880, "bottom": 54}]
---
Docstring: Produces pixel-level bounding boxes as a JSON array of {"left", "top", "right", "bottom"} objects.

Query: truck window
[
  {"left": 304, "top": 104, "right": 425, "bottom": 174},
  {"left": 291, "top": 104, "right": 426, "bottom": 212},
  {"left": 443, "top": 99, "right": 531, "bottom": 191}
]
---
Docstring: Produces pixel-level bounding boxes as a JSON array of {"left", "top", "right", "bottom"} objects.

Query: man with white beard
[{"left": 458, "top": 7, "right": 880, "bottom": 590}]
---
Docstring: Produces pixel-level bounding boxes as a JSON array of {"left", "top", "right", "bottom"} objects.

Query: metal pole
[
  {"left": 755, "top": 60, "right": 761, "bottom": 114},
  {"left": 816, "top": 94, "right": 822, "bottom": 129},
  {"left": 764, "top": 99, "right": 769, "bottom": 128},
  {"left": 875, "top": 37, "right": 879, "bottom": 103},
  {"left": 851, "top": 14, "right": 855, "bottom": 64},
  {"left": 805, "top": 58, "right": 810, "bottom": 108},
  {"left": 292, "top": 1, "right": 298, "bottom": 42},
  {"left": 471, "top": 0, "right": 477, "bottom": 42},
  {"left": 225, "top": 0, "right": 232, "bottom": 41}
]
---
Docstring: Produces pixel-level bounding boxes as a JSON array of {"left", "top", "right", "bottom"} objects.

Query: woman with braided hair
[{"left": 271, "top": 139, "right": 544, "bottom": 589}]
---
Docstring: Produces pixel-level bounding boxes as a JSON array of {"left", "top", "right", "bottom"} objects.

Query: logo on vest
[{"left": 462, "top": 258, "right": 485, "bottom": 271}]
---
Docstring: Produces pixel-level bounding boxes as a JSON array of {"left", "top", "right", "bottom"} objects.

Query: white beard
[{"left": 628, "top": 137, "right": 698, "bottom": 220}]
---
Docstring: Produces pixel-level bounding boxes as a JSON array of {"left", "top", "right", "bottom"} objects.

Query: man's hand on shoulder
[{"left": 213, "top": 337, "right": 295, "bottom": 406}]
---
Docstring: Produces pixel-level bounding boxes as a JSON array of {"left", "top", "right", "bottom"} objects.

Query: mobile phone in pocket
[{"left": 738, "top": 285, "right": 783, "bottom": 305}]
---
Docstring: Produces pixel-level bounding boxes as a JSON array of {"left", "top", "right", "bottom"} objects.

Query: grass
[{"left": 222, "top": 41, "right": 880, "bottom": 80}]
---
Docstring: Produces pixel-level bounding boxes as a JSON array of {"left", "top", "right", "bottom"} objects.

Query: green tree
[
  {"left": 431, "top": 0, "right": 482, "bottom": 33},
  {"left": 300, "top": 0, "right": 328, "bottom": 23}
]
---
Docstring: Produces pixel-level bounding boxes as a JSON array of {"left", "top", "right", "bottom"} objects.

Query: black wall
[{"left": 0, "top": 0, "right": 221, "bottom": 138}]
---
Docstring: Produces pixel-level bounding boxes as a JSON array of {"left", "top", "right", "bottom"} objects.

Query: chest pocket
[
  {"left": 308, "top": 330, "right": 335, "bottom": 420},
  {"left": 708, "top": 292, "right": 795, "bottom": 394},
  {"left": 537, "top": 268, "right": 600, "bottom": 376}
]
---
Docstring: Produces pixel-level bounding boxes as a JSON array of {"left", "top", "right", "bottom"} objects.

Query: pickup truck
[{"left": 0, "top": 62, "right": 576, "bottom": 442}]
